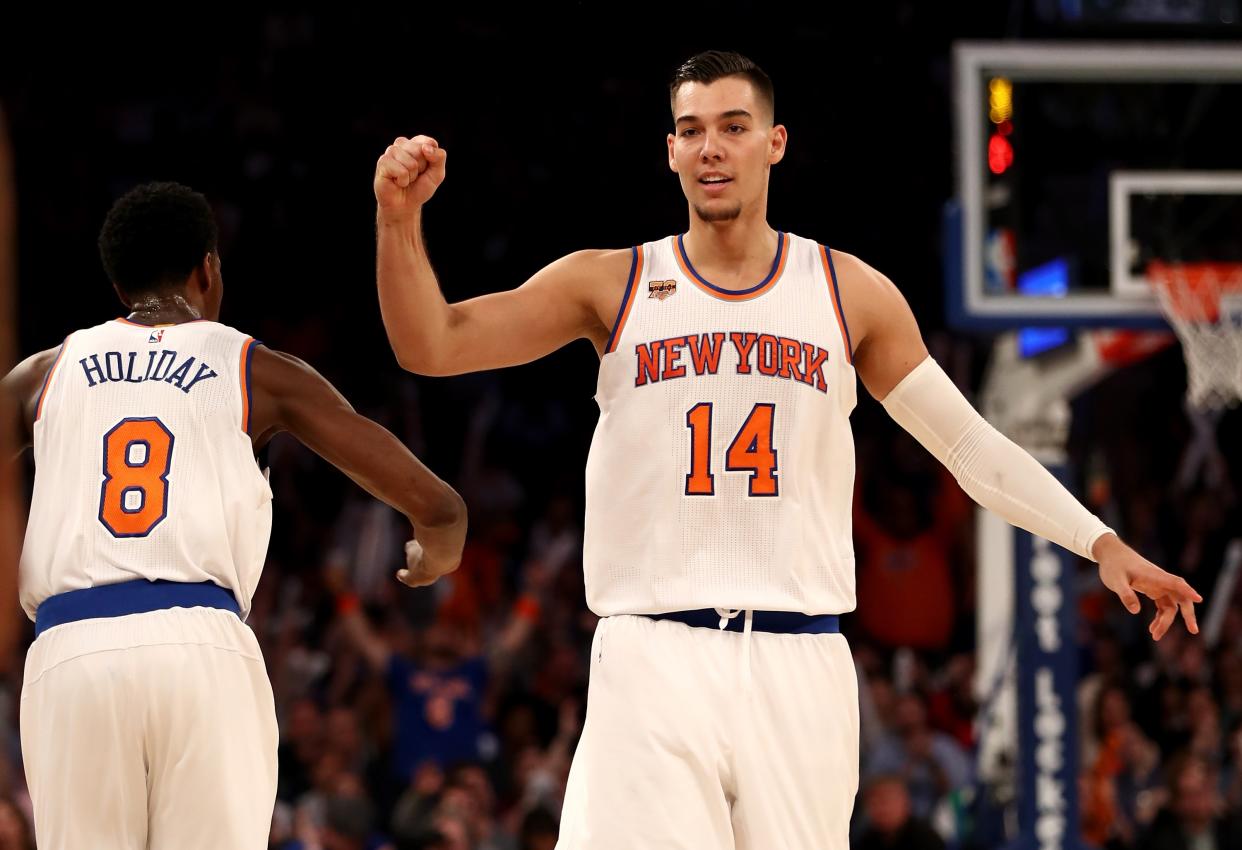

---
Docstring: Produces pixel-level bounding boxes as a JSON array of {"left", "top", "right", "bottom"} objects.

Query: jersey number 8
[{"left": 98, "top": 417, "right": 175, "bottom": 538}]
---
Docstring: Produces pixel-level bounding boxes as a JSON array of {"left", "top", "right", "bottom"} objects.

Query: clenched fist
[
  {"left": 374, "top": 135, "right": 447, "bottom": 219},
  {"left": 396, "top": 538, "right": 460, "bottom": 588}
]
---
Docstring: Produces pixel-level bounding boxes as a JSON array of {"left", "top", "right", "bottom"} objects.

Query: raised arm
[
  {"left": 335, "top": 598, "right": 393, "bottom": 674},
  {"left": 834, "top": 250, "right": 1201, "bottom": 640},
  {"left": 248, "top": 346, "right": 466, "bottom": 586},
  {"left": 373, "top": 135, "right": 632, "bottom": 376}
]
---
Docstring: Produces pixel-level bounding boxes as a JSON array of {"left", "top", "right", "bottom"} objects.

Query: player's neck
[
  {"left": 124, "top": 292, "right": 205, "bottom": 326},
  {"left": 683, "top": 212, "right": 778, "bottom": 279}
]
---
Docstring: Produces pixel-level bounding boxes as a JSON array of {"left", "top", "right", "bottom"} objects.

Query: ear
[
  {"left": 196, "top": 252, "right": 214, "bottom": 294},
  {"left": 112, "top": 283, "right": 133, "bottom": 310},
  {"left": 667, "top": 132, "right": 678, "bottom": 173},
  {"left": 768, "top": 124, "right": 788, "bottom": 166}
]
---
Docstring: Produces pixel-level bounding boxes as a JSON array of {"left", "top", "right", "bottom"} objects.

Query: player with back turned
[{"left": 2, "top": 182, "right": 467, "bottom": 849}]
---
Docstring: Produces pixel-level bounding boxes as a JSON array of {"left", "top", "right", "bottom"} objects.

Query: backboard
[{"left": 948, "top": 42, "right": 1242, "bottom": 329}]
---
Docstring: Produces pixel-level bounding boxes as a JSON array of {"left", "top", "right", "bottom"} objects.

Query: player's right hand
[
  {"left": 374, "top": 135, "right": 447, "bottom": 218},
  {"left": 396, "top": 538, "right": 459, "bottom": 588},
  {"left": 1095, "top": 534, "right": 1202, "bottom": 641}
]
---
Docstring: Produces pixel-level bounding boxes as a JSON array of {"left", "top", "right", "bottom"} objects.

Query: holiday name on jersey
[
  {"left": 78, "top": 349, "right": 219, "bottom": 394},
  {"left": 634, "top": 332, "right": 830, "bottom": 393}
]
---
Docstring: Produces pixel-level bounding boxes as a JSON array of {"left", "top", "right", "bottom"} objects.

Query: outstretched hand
[{"left": 1094, "top": 534, "right": 1202, "bottom": 641}]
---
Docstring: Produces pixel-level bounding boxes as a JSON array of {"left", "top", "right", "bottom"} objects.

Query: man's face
[
  {"left": 1174, "top": 762, "right": 1217, "bottom": 826},
  {"left": 865, "top": 780, "right": 911, "bottom": 834},
  {"left": 667, "top": 76, "right": 786, "bottom": 223}
]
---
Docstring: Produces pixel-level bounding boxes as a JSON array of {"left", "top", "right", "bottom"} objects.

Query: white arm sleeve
[{"left": 880, "top": 357, "right": 1113, "bottom": 561}]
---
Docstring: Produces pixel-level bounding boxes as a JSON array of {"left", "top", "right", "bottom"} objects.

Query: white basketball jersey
[
  {"left": 584, "top": 232, "right": 858, "bottom": 616},
  {"left": 19, "top": 318, "right": 273, "bottom": 619}
]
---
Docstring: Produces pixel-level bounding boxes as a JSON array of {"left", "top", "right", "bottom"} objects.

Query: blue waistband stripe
[
  {"left": 35, "top": 579, "right": 240, "bottom": 637},
  {"left": 643, "top": 609, "right": 840, "bottom": 635}
]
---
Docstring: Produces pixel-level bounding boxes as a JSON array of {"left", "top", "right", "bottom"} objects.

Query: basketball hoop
[{"left": 1147, "top": 261, "right": 1242, "bottom": 411}]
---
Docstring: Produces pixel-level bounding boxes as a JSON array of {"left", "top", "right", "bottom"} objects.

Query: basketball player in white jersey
[
  {"left": 1, "top": 182, "right": 467, "bottom": 849},
  {"left": 370, "top": 52, "right": 1202, "bottom": 849}
]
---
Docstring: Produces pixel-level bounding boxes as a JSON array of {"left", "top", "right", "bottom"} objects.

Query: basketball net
[{"left": 1147, "top": 261, "right": 1242, "bottom": 412}]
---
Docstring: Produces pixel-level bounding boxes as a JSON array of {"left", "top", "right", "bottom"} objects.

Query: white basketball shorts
[
  {"left": 557, "top": 612, "right": 860, "bottom": 849},
  {"left": 20, "top": 606, "right": 278, "bottom": 849}
]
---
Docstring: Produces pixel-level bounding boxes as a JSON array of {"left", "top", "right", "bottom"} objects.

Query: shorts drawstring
[{"left": 715, "top": 607, "right": 755, "bottom": 688}]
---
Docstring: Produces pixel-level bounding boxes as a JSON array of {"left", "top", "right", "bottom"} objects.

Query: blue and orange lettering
[
  {"left": 635, "top": 341, "right": 663, "bottom": 387},
  {"left": 180, "top": 363, "right": 219, "bottom": 394},
  {"left": 662, "top": 336, "right": 688, "bottom": 380},
  {"left": 688, "top": 333, "right": 726, "bottom": 375},
  {"left": 80, "top": 355, "right": 106, "bottom": 387},
  {"left": 803, "top": 344, "right": 830, "bottom": 393},
  {"left": 757, "top": 334, "right": 780, "bottom": 376},
  {"left": 731, "top": 332, "right": 758, "bottom": 374},
  {"left": 778, "top": 337, "right": 803, "bottom": 381},
  {"left": 165, "top": 356, "right": 196, "bottom": 391}
]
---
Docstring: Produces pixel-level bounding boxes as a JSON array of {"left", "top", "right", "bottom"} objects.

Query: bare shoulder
[
  {"left": 828, "top": 249, "right": 901, "bottom": 298},
  {"left": 536, "top": 247, "right": 635, "bottom": 290},
  {"left": 827, "top": 249, "right": 928, "bottom": 398},
  {"left": 2, "top": 346, "right": 62, "bottom": 409},
  {"left": 10, "top": 346, "right": 62, "bottom": 379},
  {"left": 526, "top": 247, "right": 637, "bottom": 345},
  {"left": 246, "top": 344, "right": 350, "bottom": 448},
  {"left": 248, "top": 345, "right": 340, "bottom": 404},
  {"left": 249, "top": 344, "right": 314, "bottom": 379},
  {"left": 827, "top": 249, "right": 912, "bottom": 342},
  {"left": 1, "top": 345, "right": 64, "bottom": 445}
]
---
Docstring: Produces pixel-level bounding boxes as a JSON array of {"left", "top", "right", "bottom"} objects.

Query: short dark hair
[
  {"left": 98, "top": 181, "right": 218, "bottom": 298},
  {"left": 323, "top": 794, "right": 375, "bottom": 840},
  {"left": 669, "top": 50, "right": 774, "bottom": 121}
]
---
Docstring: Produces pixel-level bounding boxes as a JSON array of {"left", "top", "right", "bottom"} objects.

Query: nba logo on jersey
[
  {"left": 148, "top": 329, "right": 165, "bottom": 343},
  {"left": 647, "top": 279, "right": 677, "bottom": 300}
]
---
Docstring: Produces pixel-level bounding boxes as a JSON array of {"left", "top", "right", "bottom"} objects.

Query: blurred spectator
[
  {"left": 279, "top": 697, "right": 325, "bottom": 803},
  {"left": 273, "top": 792, "right": 393, "bottom": 850},
  {"left": 1214, "top": 650, "right": 1242, "bottom": 735},
  {"left": 1223, "top": 719, "right": 1242, "bottom": 813},
  {"left": 1084, "top": 721, "right": 1165, "bottom": 847},
  {"left": 1137, "top": 755, "right": 1242, "bottom": 850},
  {"left": 324, "top": 707, "right": 373, "bottom": 778},
  {"left": 1134, "top": 632, "right": 1212, "bottom": 756},
  {"left": 858, "top": 668, "right": 898, "bottom": 754},
  {"left": 0, "top": 798, "right": 33, "bottom": 850},
  {"left": 926, "top": 653, "right": 976, "bottom": 750},
  {"left": 326, "top": 493, "right": 407, "bottom": 603},
  {"left": 389, "top": 761, "right": 445, "bottom": 845},
  {"left": 854, "top": 465, "right": 970, "bottom": 654},
  {"left": 518, "top": 807, "right": 558, "bottom": 850},
  {"left": 865, "top": 693, "right": 973, "bottom": 821},
  {"left": 349, "top": 615, "right": 493, "bottom": 778},
  {"left": 1117, "top": 725, "right": 1166, "bottom": 840},
  {"left": 856, "top": 774, "right": 945, "bottom": 850},
  {"left": 322, "top": 794, "right": 389, "bottom": 850},
  {"left": 434, "top": 764, "right": 506, "bottom": 850},
  {"left": 1079, "top": 633, "right": 1128, "bottom": 762},
  {"left": 1087, "top": 682, "right": 1134, "bottom": 770},
  {"left": 337, "top": 570, "right": 545, "bottom": 782},
  {"left": 1184, "top": 687, "right": 1224, "bottom": 768}
]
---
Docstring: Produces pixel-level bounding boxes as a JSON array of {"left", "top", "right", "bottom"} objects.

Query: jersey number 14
[{"left": 685, "top": 402, "right": 779, "bottom": 497}]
